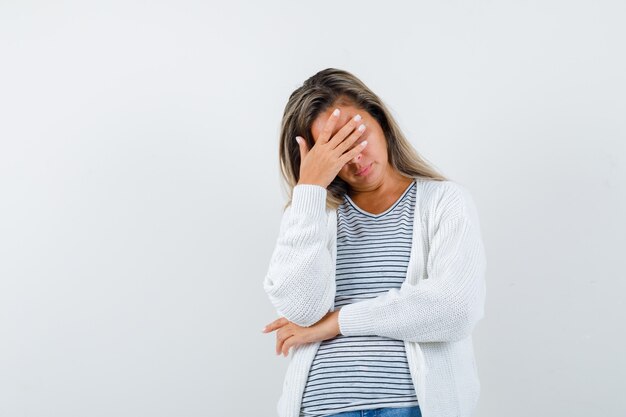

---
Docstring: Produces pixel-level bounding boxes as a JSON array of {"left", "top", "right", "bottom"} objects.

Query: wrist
[
  {"left": 333, "top": 309, "right": 342, "bottom": 336},
  {"left": 297, "top": 178, "right": 327, "bottom": 188}
]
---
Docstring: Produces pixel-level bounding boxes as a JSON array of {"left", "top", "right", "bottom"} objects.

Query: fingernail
[
  {"left": 333, "top": 108, "right": 340, "bottom": 116},
  {"left": 295, "top": 136, "right": 301, "bottom": 144}
]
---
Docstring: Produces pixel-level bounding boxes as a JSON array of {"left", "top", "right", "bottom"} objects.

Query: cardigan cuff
[
  {"left": 338, "top": 300, "right": 376, "bottom": 336},
  {"left": 291, "top": 184, "right": 327, "bottom": 217}
]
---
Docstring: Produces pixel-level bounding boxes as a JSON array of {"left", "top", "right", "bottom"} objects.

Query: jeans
[{"left": 325, "top": 405, "right": 421, "bottom": 417}]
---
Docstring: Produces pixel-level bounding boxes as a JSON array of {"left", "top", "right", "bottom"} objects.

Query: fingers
[
  {"left": 262, "top": 317, "right": 288, "bottom": 333},
  {"left": 281, "top": 338, "right": 293, "bottom": 357},
  {"left": 263, "top": 318, "right": 298, "bottom": 357},
  {"left": 275, "top": 332, "right": 282, "bottom": 355},
  {"left": 335, "top": 122, "right": 367, "bottom": 156},
  {"left": 327, "top": 113, "right": 364, "bottom": 149},
  {"left": 339, "top": 140, "right": 368, "bottom": 165},
  {"left": 275, "top": 330, "right": 295, "bottom": 356},
  {"left": 295, "top": 136, "right": 307, "bottom": 154},
  {"left": 316, "top": 108, "right": 341, "bottom": 144}
]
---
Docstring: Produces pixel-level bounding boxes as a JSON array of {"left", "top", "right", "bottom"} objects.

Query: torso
[{"left": 300, "top": 176, "right": 420, "bottom": 415}]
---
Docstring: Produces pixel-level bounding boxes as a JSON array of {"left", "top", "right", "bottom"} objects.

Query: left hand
[{"left": 261, "top": 310, "right": 341, "bottom": 357}]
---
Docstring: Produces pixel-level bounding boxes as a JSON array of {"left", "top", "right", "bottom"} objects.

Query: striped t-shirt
[{"left": 300, "top": 179, "right": 420, "bottom": 417}]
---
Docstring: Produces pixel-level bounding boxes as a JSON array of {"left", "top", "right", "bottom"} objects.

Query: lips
[{"left": 355, "top": 163, "right": 372, "bottom": 176}]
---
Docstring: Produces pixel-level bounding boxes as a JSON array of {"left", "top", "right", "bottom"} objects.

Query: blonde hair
[{"left": 278, "top": 68, "right": 448, "bottom": 211}]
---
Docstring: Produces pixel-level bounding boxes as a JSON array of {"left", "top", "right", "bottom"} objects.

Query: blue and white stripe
[{"left": 300, "top": 179, "right": 419, "bottom": 417}]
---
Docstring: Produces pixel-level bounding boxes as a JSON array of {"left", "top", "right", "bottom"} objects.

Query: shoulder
[{"left": 413, "top": 178, "right": 479, "bottom": 224}]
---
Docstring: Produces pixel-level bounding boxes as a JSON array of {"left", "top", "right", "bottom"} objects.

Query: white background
[{"left": 1, "top": 1, "right": 624, "bottom": 416}]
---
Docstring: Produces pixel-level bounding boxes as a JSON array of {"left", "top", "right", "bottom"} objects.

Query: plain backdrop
[{"left": 1, "top": 1, "right": 624, "bottom": 416}]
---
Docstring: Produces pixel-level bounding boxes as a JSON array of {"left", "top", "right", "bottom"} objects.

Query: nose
[{"left": 351, "top": 153, "right": 362, "bottom": 163}]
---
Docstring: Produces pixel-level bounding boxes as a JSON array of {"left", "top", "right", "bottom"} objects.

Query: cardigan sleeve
[
  {"left": 262, "top": 184, "right": 336, "bottom": 328},
  {"left": 337, "top": 183, "right": 487, "bottom": 342}
]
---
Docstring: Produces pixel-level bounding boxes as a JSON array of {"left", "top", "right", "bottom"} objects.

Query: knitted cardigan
[{"left": 263, "top": 178, "right": 487, "bottom": 417}]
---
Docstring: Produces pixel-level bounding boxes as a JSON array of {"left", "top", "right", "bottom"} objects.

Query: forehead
[{"left": 310, "top": 105, "right": 363, "bottom": 138}]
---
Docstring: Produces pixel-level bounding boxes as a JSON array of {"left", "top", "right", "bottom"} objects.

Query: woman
[{"left": 262, "top": 68, "right": 487, "bottom": 417}]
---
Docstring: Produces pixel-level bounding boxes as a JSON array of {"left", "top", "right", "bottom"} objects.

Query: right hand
[{"left": 295, "top": 109, "right": 368, "bottom": 189}]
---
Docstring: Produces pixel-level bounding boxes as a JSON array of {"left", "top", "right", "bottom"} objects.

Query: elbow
[
  {"left": 284, "top": 306, "right": 329, "bottom": 328},
  {"left": 396, "top": 277, "right": 486, "bottom": 343},
  {"left": 442, "top": 312, "right": 476, "bottom": 343},
  {"left": 450, "top": 293, "right": 485, "bottom": 341},
  {"left": 450, "top": 271, "right": 486, "bottom": 341},
  {"left": 262, "top": 273, "right": 336, "bottom": 328},
  {"left": 271, "top": 293, "right": 334, "bottom": 328}
]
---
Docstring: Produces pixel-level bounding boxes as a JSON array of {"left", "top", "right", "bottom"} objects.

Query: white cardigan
[{"left": 263, "top": 178, "right": 487, "bottom": 417}]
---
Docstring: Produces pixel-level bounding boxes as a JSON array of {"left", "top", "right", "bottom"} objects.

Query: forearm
[{"left": 338, "top": 214, "right": 487, "bottom": 342}]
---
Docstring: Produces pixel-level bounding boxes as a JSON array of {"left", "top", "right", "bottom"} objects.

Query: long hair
[{"left": 278, "top": 68, "right": 448, "bottom": 211}]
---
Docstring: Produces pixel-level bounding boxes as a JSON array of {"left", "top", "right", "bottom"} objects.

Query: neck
[{"left": 348, "top": 167, "right": 413, "bottom": 202}]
